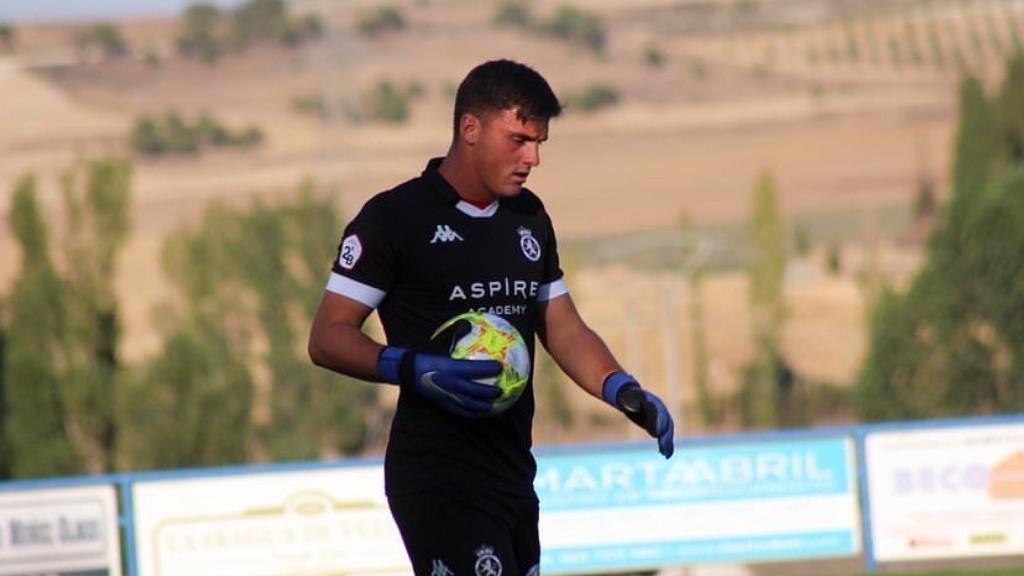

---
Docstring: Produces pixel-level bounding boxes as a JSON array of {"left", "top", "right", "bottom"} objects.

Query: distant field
[{"left": 0, "top": 0, "right": 989, "bottom": 423}]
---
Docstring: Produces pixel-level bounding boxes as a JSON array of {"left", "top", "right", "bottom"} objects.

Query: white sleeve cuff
[
  {"left": 537, "top": 278, "right": 569, "bottom": 302},
  {"left": 326, "top": 272, "right": 386, "bottom": 308}
]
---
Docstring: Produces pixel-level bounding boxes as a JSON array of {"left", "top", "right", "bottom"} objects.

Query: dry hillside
[{"left": 2, "top": 0, "right": 1016, "bottom": 432}]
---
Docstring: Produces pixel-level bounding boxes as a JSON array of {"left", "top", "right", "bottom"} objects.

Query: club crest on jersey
[
  {"left": 338, "top": 234, "right": 362, "bottom": 270},
  {"left": 518, "top": 227, "right": 541, "bottom": 262}
]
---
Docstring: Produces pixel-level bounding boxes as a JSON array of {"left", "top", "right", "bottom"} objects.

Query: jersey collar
[{"left": 422, "top": 157, "right": 499, "bottom": 218}]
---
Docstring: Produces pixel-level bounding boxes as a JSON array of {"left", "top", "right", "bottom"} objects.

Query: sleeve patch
[{"left": 338, "top": 234, "right": 363, "bottom": 270}]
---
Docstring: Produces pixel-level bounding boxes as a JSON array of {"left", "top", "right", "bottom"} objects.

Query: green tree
[
  {"left": 57, "top": 159, "right": 132, "bottom": 473},
  {"left": 130, "top": 117, "right": 166, "bottom": 155},
  {"left": 680, "top": 216, "right": 715, "bottom": 428},
  {"left": 0, "top": 23, "right": 15, "bottom": 51},
  {"left": 78, "top": 23, "right": 129, "bottom": 59},
  {"left": 231, "top": 0, "right": 288, "bottom": 49},
  {"left": 494, "top": 1, "right": 532, "bottom": 28},
  {"left": 564, "top": 83, "right": 620, "bottom": 113},
  {"left": 740, "top": 172, "right": 786, "bottom": 428},
  {"left": 366, "top": 81, "right": 410, "bottom": 123},
  {"left": 947, "top": 75, "right": 1000, "bottom": 226},
  {"left": 4, "top": 161, "right": 132, "bottom": 478},
  {"left": 644, "top": 45, "right": 666, "bottom": 69},
  {"left": 355, "top": 6, "right": 406, "bottom": 37},
  {"left": 5, "top": 177, "right": 81, "bottom": 478},
  {"left": 0, "top": 301, "right": 8, "bottom": 477},
  {"left": 119, "top": 184, "right": 377, "bottom": 468},
  {"left": 997, "top": 54, "right": 1024, "bottom": 164},
  {"left": 541, "top": 6, "right": 606, "bottom": 55},
  {"left": 856, "top": 61, "right": 1024, "bottom": 421},
  {"left": 178, "top": 3, "right": 224, "bottom": 63}
]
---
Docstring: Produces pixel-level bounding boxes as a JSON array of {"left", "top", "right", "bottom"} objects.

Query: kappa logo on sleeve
[{"left": 338, "top": 235, "right": 363, "bottom": 270}]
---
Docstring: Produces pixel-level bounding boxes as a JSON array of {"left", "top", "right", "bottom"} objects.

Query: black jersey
[{"left": 328, "top": 158, "right": 566, "bottom": 497}]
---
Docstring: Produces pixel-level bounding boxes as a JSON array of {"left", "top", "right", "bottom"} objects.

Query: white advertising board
[
  {"left": 536, "top": 437, "right": 861, "bottom": 572},
  {"left": 866, "top": 422, "right": 1024, "bottom": 561},
  {"left": 131, "top": 466, "right": 409, "bottom": 576},
  {"left": 0, "top": 484, "right": 122, "bottom": 576}
]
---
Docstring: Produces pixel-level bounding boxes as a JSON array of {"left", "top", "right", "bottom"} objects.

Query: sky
[{"left": 0, "top": 0, "right": 247, "bottom": 24}]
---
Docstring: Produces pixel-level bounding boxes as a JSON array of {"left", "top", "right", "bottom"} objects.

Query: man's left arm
[{"left": 538, "top": 293, "right": 675, "bottom": 458}]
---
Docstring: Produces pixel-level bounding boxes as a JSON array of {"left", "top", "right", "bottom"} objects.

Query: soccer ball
[{"left": 432, "top": 312, "right": 530, "bottom": 414}]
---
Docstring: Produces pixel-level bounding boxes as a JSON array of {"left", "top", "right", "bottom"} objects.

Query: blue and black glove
[
  {"left": 379, "top": 346, "right": 502, "bottom": 418},
  {"left": 603, "top": 371, "right": 675, "bottom": 458}
]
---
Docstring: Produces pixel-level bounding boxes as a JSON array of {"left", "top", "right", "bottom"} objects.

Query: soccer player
[{"left": 308, "top": 59, "right": 674, "bottom": 575}]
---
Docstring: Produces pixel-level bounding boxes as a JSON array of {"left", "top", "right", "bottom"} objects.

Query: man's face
[{"left": 467, "top": 108, "right": 549, "bottom": 199}]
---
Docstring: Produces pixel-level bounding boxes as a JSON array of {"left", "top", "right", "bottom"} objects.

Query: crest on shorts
[
  {"left": 474, "top": 544, "right": 502, "bottom": 576},
  {"left": 518, "top": 227, "right": 541, "bottom": 262}
]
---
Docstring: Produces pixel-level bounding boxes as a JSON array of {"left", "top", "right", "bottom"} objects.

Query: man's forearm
[
  {"left": 544, "top": 322, "right": 621, "bottom": 399},
  {"left": 308, "top": 321, "right": 385, "bottom": 382}
]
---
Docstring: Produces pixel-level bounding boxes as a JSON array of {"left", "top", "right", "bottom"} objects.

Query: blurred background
[{"left": 0, "top": 1, "right": 1022, "bottom": 574}]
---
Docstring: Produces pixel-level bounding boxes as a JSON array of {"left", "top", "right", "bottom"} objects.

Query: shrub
[
  {"left": 367, "top": 81, "right": 409, "bottom": 123},
  {"left": 355, "top": 6, "right": 406, "bottom": 37},
  {"left": 644, "top": 45, "right": 665, "bottom": 68},
  {"left": 541, "top": 6, "right": 606, "bottom": 54},
  {"left": 565, "top": 83, "right": 620, "bottom": 113},
  {"left": 494, "top": 1, "right": 533, "bottom": 28}
]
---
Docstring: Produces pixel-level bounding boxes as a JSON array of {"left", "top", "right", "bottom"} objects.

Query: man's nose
[{"left": 523, "top": 142, "right": 541, "bottom": 167}]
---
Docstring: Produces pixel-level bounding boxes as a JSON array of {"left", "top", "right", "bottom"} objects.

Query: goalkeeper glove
[
  {"left": 603, "top": 371, "right": 675, "bottom": 458},
  {"left": 379, "top": 346, "right": 501, "bottom": 418}
]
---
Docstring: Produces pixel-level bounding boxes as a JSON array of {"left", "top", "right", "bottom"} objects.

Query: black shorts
[{"left": 388, "top": 488, "right": 540, "bottom": 575}]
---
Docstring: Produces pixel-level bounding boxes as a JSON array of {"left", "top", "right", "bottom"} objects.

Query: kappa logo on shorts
[
  {"left": 431, "top": 558, "right": 454, "bottom": 576},
  {"left": 338, "top": 235, "right": 362, "bottom": 270},
  {"left": 518, "top": 227, "right": 541, "bottom": 262},
  {"left": 474, "top": 545, "right": 502, "bottom": 576},
  {"left": 431, "top": 224, "right": 464, "bottom": 244}
]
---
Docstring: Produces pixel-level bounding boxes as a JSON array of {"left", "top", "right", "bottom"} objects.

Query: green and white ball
[{"left": 433, "top": 311, "right": 530, "bottom": 414}]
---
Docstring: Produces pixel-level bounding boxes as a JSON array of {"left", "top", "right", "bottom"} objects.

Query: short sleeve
[
  {"left": 536, "top": 210, "right": 568, "bottom": 302},
  {"left": 326, "top": 196, "right": 398, "bottom": 308}
]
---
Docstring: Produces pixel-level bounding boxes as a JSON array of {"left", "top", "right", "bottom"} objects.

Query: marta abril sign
[
  {"left": 0, "top": 484, "right": 122, "bottom": 576},
  {"left": 535, "top": 437, "right": 861, "bottom": 572}
]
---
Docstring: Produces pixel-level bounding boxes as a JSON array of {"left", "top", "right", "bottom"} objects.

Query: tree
[
  {"left": 0, "top": 23, "right": 15, "bottom": 51},
  {"left": 366, "top": 81, "right": 410, "bottom": 123},
  {"left": 856, "top": 60, "right": 1024, "bottom": 421},
  {"left": 950, "top": 75, "right": 1001, "bottom": 203},
  {"left": 118, "top": 183, "right": 378, "bottom": 469},
  {"left": 78, "top": 23, "right": 129, "bottom": 60},
  {"left": 740, "top": 171, "right": 787, "bottom": 428},
  {"left": 0, "top": 301, "right": 8, "bottom": 477},
  {"left": 130, "top": 117, "right": 166, "bottom": 155},
  {"left": 541, "top": 6, "right": 606, "bottom": 55},
  {"left": 231, "top": 0, "right": 288, "bottom": 49},
  {"left": 177, "top": 3, "right": 223, "bottom": 63},
  {"left": 355, "top": 5, "right": 406, "bottom": 37},
  {"left": 494, "top": 1, "right": 532, "bottom": 28},
  {"left": 57, "top": 159, "right": 132, "bottom": 473},
  {"left": 4, "top": 176, "right": 81, "bottom": 478},
  {"left": 4, "top": 161, "right": 132, "bottom": 478},
  {"left": 996, "top": 54, "right": 1024, "bottom": 165}
]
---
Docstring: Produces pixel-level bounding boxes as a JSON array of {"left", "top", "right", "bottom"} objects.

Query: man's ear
[{"left": 459, "top": 113, "right": 481, "bottom": 145}]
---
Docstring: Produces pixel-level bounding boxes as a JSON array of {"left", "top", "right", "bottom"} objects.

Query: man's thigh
[{"left": 388, "top": 490, "right": 539, "bottom": 575}]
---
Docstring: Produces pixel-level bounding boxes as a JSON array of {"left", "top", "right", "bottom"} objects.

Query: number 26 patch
[{"left": 338, "top": 235, "right": 363, "bottom": 270}]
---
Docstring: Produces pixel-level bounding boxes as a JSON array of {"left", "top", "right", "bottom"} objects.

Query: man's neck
[{"left": 438, "top": 152, "right": 494, "bottom": 206}]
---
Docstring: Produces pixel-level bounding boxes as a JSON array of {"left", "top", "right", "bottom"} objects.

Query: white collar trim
[{"left": 456, "top": 200, "right": 498, "bottom": 218}]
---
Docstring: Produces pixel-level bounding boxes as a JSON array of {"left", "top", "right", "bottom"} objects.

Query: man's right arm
[
  {"left": 308, "top": 290, "right": 385, "bottom": 382},
  {"left": 308, "top": 290, "right": 503, "bottom": 416}
]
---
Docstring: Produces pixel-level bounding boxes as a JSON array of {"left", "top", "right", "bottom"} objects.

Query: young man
[{"left": 309, "top": 60, "right": 674, "bottom": 575}]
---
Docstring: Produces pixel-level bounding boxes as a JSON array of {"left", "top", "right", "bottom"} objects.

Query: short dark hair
[{"left": 453, "top": 59, "right": 562, "bottom": 133}]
